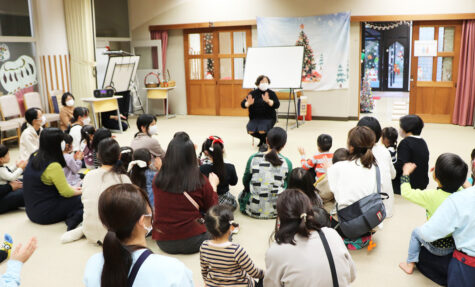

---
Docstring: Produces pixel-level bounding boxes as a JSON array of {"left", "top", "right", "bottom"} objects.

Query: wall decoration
[
  {"left": 0, "top": 55, "right": 37, "bottom": 94},
  {"left": 257, "top": 12, "right": 350, "bottom": 91},
  {"left": 0, "top": 44, "right": 10, "bottom": 62}
]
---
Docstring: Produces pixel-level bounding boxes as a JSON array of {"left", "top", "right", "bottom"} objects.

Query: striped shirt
[
  {"left": 200, "top": 241, "right": 264, "bottom": 287},
  {"left": 301, "top": 152, "right": 333, "bottom": 180}
]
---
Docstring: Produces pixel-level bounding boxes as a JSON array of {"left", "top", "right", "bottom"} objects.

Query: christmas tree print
[
  {"left": 360, "top": 72, "right": 374, "bottom": 113},
  {"left": 336, "top": 64, "right": 346, "bottom": 87},
  {"left": 204, "top": 33, "right": 214, "bottom": 79},
  {"left": 318, "top": 53, "right": 324, "bottom": 72},
  {"left": 295, "top": 24, "right": 321, "bottom": 82}
]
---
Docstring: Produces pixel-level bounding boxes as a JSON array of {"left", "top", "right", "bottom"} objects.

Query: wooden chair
[
  {"left": 0, "top": 95, "right": 24, "bottom": 147},
  {"left": 24, "top": 92, "right": 60, "bottom": 126}
]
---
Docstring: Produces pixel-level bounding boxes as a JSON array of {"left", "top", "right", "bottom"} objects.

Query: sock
[
  {"left": 0, "top": 234, "right": 13, "bottom": 263},
  {"left": 60, "top": 225, "right": 84, "bottom": 244}
]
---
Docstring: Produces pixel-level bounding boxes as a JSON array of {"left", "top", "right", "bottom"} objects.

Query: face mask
[
  {"left": 61, "top": 141, "right": 66, "bottom": 151},
  {"left": 143, "top": 214, "right": 153, "bottom": 236},
  {"left": 259, "top": 83, "right": 269, "bottom": 91},
  {"left": 83, "top": 117, "right": 91, "bottom": 125},
  {"left": 40, "top": 116, "right": 46, "bottom": 126},
  {"left": 148, "top": 125, "right": 158, "bottom": 135},
  {"left": 66, "top": 99, "right": 75, "bottom": 107}
]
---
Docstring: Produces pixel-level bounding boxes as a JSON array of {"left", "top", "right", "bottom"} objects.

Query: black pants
[
  {"left": 156, "top": 232, "right": 211, "bottom": 254},
  {"left": 250, "top": 132, "right": 267, "bottom": 146},
  {"left": 101, "top": 117, "right": 129, "bottom": 131},
  {"left": 0, "top": 189, "right": 25, "bottom": 214},
  {"left": 28, "top": 196, "right": 84, "bottom": 231}
]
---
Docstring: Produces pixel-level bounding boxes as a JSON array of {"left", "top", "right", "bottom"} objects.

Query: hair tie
[
  {"left": 121, "top": 149, "right": 132, "bottom": 154},
  {"left": 208, "top": 136, "right": 224, "bottom": 152},
  {"left": 127, "top": 160, "right": 147, "bottom": 172},
  {"left": 300, "top": 213, "right": 307, "bottom": 222}
]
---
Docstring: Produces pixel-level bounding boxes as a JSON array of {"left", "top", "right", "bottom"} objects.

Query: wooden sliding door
[
  {"left": 184, "top": 27, "right": 251, "bottom": 116},
  {"left": 410, "top": 21, "right": 462, "bottom": 123}
]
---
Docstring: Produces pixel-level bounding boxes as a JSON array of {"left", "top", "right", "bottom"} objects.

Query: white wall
[
  {"left": 34, "top": 0, "right": 68, "bottom": 55},
  {"left": 130, "top": 0, "right": 475, "bottom": 117}
]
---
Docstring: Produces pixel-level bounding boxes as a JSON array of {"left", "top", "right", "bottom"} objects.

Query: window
[
  {"left": 94, "top": 0, "right": 129, "bottom": 38},
  {"left": 0, "top": 0, "right": 33, "bottom": 37}
]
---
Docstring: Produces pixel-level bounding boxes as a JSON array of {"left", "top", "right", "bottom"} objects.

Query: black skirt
[{"left": 246, "top": 118, "right": 274, "bottom": 133}]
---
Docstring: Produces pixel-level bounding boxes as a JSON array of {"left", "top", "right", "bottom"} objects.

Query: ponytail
[
  {"left": 360, "top": 148, "right": 376, "bottom": 169},
  {"left": 210, "top": 142, "right": 226, "bottom": 183},
  {"left": 21, "top": 122, "right": 28, "bottom": 133},
  {"left": 265, "top": 148, "right": 283, "bottom": 166},
  {"left": 101, "top": 231, "right": 132, "bottom": 287},
  {"left": 129, "top": 164, "right": 147, "bottom": 190}
]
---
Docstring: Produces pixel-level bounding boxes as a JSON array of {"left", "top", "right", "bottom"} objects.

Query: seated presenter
[{"left": 241, "top": 75, "right": 280, "bottom": 149}]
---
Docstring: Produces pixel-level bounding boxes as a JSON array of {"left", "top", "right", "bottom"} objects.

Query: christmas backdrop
[{"left": 257, "top": 12, "right": 350, "bottom": 91}]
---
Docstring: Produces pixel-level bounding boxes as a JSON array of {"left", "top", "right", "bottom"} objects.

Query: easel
[{"left": 285, "top": 88, "right": 299, "bottom": 130}]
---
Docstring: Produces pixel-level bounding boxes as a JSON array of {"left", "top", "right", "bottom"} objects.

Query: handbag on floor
[{"left": 336, "top": 166, "right": 389, "bottom": 240}]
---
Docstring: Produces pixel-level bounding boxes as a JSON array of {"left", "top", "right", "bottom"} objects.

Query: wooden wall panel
[{"left": 40, "top": 54, "right": 71, "bottom": 111}]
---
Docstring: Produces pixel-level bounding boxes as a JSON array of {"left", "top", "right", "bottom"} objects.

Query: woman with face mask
[
  {"left": 83, "top": 183, "right": 194, "bottom": 287},
  {"left": 59, "top": 92, "right": 76, "bottom": 131},
  {"left": 19, "top": 108, "right": 46, "bottom": 161},
  {"left": 241, "top": 75, "right": 280, "bottom": 149},
  {"left": 68, "top": 107, "right": 91, "bottom": 152},
  {"left": 130, "top": 114, "right": 165, "bottom": 160}
]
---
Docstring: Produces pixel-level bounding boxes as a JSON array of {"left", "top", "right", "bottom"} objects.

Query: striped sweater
[
  {"left": 200, "top": 241, "right": 264, "bottom": 287},
  {"left": 301, "top": 152, "right": 333, "bottom": 180}
]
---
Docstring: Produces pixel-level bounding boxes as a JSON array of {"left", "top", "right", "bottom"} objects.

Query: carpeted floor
[{"left": 1, "top": 115, "right": 474, "bottom": 286}]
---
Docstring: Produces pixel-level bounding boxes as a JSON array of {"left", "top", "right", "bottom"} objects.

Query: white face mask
[
  {"left": 259, "top": 83, "right": 269, "bottom": 91},
  {"left": 143, "top": 214, "right": 153, "bottom": 236},
  {"left": 61, "top": 141, "right": 66, "bottom": 152},
  {"left": 66, "top": 99, "right": 74, "bottom": 107},
  {"left": 40, "top": 115, "right": 46, "bottom": 126},
  {"left": 148, "top": 125, "right": 158, "bottom": 135},
  {"left": 82, "top": 117, "right": 91, "bottom": 125}
]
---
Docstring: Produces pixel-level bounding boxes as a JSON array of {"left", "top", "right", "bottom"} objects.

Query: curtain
[
  {"left": 151, "top": 30, "right": 168, "bottom": 79},
  {"left": 63, "top": 0, "right": 96, "bottom": 104},
  {"left": 452, "top": 20, "right": 475, "bottom": 126}
]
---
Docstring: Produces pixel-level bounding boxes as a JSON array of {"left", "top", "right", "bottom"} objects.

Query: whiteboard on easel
[
  {"left": 102, "top": 56, "right": 140, "bottom": 92},
  {"left": 242, "top": 46, "right": 304, "bottom": 89}
]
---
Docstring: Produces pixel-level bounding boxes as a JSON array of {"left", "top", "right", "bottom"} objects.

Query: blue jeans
[{"left": 407, "top": 227, "right": 454, "bottom": 263}]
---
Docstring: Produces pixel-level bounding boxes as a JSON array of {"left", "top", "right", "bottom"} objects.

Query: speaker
[{"left": 93, "top": 89, "right": 114, "bottom": 98}]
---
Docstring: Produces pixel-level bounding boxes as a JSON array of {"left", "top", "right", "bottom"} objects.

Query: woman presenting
[{"left": 241, "top": 75, "right": 280, "bottom": 148}]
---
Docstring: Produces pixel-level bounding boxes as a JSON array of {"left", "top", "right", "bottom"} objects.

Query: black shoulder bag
[{"left": 317, "top": 229, "right": 339, "bottom": 287}]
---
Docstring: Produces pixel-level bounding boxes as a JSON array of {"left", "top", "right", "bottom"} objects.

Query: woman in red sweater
[{"left": 153, "top": 132, "right": 219, "bottom": 254}]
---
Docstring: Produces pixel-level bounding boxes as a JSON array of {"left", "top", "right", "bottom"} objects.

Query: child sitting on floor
[
  {"left": 80, "top": 125, "right": 95, "bottom": 170},
  {"left": 399, "top": 153, "right": 468, "bottom": 274},
  {"left": 63, "top": 134, "right": 83, "bottom": 187},
  {"left": 299, "top": 134, "right": 333, "bottom": 181},
  {"left": 128, "top": 148, "right": 160, "bottom": 205},
  {"left": 382, "top": 127, "right": 398, "bottom": 164},
  {"left": 0, "top": 145, "right": 26, "bottom": 185},
  {"left": 200, "top": 205, "right": 264, "bottom": 287}
]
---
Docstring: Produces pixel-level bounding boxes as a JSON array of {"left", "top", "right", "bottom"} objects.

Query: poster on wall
[
  {"left": 414, "top": 40, "right": 437, "bottom": 57},
  {"left": 257, "top": 12, "right": 350, "bottom": 91},
  {"left": 0, "top": 43, "right": 38, "bottom": 96}
]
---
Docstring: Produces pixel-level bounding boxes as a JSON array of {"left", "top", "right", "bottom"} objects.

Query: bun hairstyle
[
  {"left": 274, "top": 189, "right": 321, "bottom": 245},
  {"left": 204, "top": 204, "right": 239, "bottom": 238},
  {"left": 98, "top": 183, "right": 152, "bottom": 287},
  {"left": 347, "top": 126, "right": 377, "bottom": 169},
  {"left": 265, "top": 127, "right": 287, "bottom": 166},
  {"left": 200, "top": 136, "right": 226, "bottom": 183}
]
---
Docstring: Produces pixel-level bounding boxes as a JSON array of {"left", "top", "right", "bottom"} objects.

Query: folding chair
[{"left": 24, "top": 92, "right": 60, "bottom": 126}]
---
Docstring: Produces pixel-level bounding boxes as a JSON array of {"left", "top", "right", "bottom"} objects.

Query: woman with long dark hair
[
  {"left": 22, "top": 128, "right": 83, "bottom": 231},
  {"left": 264, "top": 189, "right": 356, "bottom": 287},
  {"left": 82, "top": 138, "right": 131, "bottom": 244},
  {"left": 83, "top": 183, "right": 194, "bottom": 287},
  {"left": 239, "top": 127, "right": 292, "bottom": 219},
  {"left": 153, "top": 132, "right": 219, "bottom": 254},
  {"left": 199, "top": 136, "right": 238, "bottom": 209},
  {"left": 19, "top": 108, "right": 45, "bottom": 161},
  {"left": 130, "top": 114, "right": 165, "bottom": 159}
]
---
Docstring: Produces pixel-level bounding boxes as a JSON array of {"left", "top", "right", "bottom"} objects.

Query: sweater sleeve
[
  {"left": 301, "top": 155, "right": 317, "bottom": 170},
  {"left": 41, "top": 162, "right": 75, "bottom": 197},
  {"left": 59, "top": 108, "right": 71, "bottom": 130},
  {"left": 65, "top": 154, "right": 82, "bottom": 174},
  {"left": 241, "top": 95, "right": 249, "bottom": 109},
  {"left": 400, "top": 175, "right": 433, "bottom": 210},
  {"left": 201, "top": 178, "right": 218, "bottom": 211},
  {"left": 269, "top": 90, "right": 280, "bottom": 109},
  {"left": 242, "top": 155, "right": 254, "bottom": 192},
  {"left": 199, "top": 245, "right": 209, "bottom": 280},
  {"left": 234, "top": 245, "right": 264, "bottom": 279},
  {"left": 228, "top": 164, "right": 238, "bottom": 186},
  {"left": 150, "top": 139, "right": 166, "bottom": 159},
  {"left": 394, "top": 140, "right": 411, "bottom": 177},
  {"left": 419, "top": 197, "right": 458, "bottom": 243},
  {"left": 0, "top": 260, "right": 23, "bottom": 287},
  {"left": 0, "top": 166, "right": 23, "bottom": 182},
  {"left": 0, "top": 183, "right": 13, "bottom": 200},
  {"left": 284, "top": 156, "right": 293, "bottom": 189}
]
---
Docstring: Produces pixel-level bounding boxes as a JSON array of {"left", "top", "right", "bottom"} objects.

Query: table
[
  {"left": 275, "top": 89, "right": 304, "bottom": 130},
  {"left": 83, "top": 96, "right": 123, "bottom": 133},
  {"left": 143, "top": 87, "right": 176, "bottom": 119}
]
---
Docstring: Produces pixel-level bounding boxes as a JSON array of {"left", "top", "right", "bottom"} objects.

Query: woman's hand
[
  {"left": 16, "top": 160, "right": 27, "bottom": 170},
  {"left": 9, "top": 180, "right": 22, "bottom": 191},
  {"left": 72, "top": 186, "right": 82, "bottom": 196},
  {"left": 403, "top": 163, "right": 417, "bottom": 176},
  {"left": 209, "top": 172, "right": 220, "bottom": 192},
  {"left": 11, "top": 237, "right": 37, "bottom": 263},
  {"left": 263, "top": 92, "right": 274, "bottom": 107},
  {"left": 245, "top": 94, "right": 254, "bottom": 107}
]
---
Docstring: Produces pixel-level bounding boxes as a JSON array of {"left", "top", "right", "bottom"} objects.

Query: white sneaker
[{"left": 60, "top": 225, "right": 84, "bottom": 244}]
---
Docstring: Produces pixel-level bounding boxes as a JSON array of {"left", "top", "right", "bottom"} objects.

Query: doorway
[
  {"left": 184, "top": 27, "right": 252, "bottom": 116},
  {"left": 361, "top": 22, "right": 411, "bottom": 121}
]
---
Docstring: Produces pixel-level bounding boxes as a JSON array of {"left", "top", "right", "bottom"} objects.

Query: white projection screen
[{"left": 242, "top": 46, "right": 304, "bottom": 89}]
